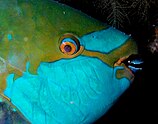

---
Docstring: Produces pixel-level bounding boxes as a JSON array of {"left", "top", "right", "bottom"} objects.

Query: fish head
[{"left": 0, "top": 0, "right": 138, "bottom": 124}]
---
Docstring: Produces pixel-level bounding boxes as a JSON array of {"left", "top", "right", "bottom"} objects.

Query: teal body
[
  {"left": 5, "top": 56, "right": 129, "bottom": 124},
  {"left": 0, "top": 0, "right": 138, "bottom": 123}
]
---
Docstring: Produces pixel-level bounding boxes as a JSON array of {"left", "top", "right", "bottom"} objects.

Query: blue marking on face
[
  {"left": 7, "top": 34, "right": 13, "bottom": 41},
  {"left": 0, "top": 98, "right": 3, "bottom": 102},
  {"left": 4, "top": 55, "right": 130, "bottom": 124},
  {"left": 80, "top": 27, "right": 130, "bottom": 53},
  {"left": 62, "top": 38, "right": 77, "bottom": 47}
]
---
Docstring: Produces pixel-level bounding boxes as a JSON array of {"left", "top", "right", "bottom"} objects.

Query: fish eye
[{"left": 59, "top": 33, "right": 80, "bottom": 55}]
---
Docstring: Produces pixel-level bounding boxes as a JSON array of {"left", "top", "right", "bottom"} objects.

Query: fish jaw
[{"left": 3, "top": 56, "right": 131, "bottom": 124}]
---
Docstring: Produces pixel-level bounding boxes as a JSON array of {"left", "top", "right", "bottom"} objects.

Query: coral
[
  {"left": 148, "top": 26, "right": 158, "bottom": 53},
  {"left": 94, "top": 0, "right": 157, "bottom": 28}
]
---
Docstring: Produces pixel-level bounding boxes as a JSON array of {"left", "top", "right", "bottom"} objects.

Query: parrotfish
[{"left": 0, "top": 0, "right": 138, "bottom": 123}]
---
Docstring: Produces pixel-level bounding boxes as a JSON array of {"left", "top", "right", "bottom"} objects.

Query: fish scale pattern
[{"left": 4, "top": 56, "right": 130, "bottom": 124}]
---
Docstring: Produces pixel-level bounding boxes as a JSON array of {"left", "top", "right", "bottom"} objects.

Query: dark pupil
[{"left": 64, "top": 45, "right": 72, "bottom": 52}]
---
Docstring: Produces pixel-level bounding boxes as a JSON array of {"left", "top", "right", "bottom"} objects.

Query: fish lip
[{"left": 114, "top": 55, "right": 135, "bottom": 82}]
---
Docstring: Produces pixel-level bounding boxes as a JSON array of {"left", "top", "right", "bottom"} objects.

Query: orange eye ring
[
  {"left": 60, "top": 41, "right": 77, "bottom": 55},
  {"left": 59, "top": 33, "right": 80, "bottom": 55}
]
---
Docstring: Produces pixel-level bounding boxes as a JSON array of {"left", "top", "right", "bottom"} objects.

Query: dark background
[{"left": 56, "top": 0, "right": 158, "bottom": 123}]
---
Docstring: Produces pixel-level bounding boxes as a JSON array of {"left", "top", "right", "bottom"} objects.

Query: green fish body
[{"left": 0, "top": 0, "right": 138, "bottom": 123}]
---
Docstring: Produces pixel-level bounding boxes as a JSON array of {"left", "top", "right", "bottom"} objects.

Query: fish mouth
[
  {"left": 114, "top": 55, "right": 135, "bottom": 82},
  {"left": 114, "top": 54, "right": 144, "bottom": 82}
]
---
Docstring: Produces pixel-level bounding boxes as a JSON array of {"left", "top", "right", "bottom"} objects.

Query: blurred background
[{"left": 55, "top": 0, "right": 158, "bottom": 123}]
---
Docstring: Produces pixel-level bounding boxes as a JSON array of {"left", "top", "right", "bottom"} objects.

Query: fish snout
[{"left": 114, "top": 54, "right": 144, "bottom": 82}]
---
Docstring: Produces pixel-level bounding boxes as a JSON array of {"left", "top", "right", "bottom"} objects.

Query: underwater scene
[{"left": 0, "top": 0, "right": 158, "bottom": 123}]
